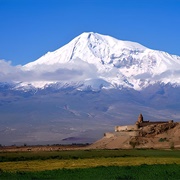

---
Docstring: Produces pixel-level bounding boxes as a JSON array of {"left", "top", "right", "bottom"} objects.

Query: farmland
[{"left": 0, "top": 149, "right": 180, "bottom": 179}]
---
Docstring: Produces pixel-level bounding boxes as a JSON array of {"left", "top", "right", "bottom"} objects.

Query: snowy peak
[
  {"left": 25, "top": 32, "right": 147, "bottom": 68},
  {"left": 22, "top": 32, "right": 180, "bottom": 90},
  {"left": 86, "top": 32, "right": 146, "bottom": 50}
]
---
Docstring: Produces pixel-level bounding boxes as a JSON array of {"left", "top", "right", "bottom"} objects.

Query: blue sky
[{"left": 0, "top": 0, "right": 180, "bottom": 65}]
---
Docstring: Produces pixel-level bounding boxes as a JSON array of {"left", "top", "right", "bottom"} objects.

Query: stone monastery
[{"left": 104, "top": 114, "right": 174, "bottom": 138}]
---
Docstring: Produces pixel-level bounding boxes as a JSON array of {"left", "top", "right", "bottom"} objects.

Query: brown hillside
[{"left": 88, "top": 116, "right": 180, "bottom": 150}]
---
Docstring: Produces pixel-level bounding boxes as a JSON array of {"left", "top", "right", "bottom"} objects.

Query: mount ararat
[
  {"left": 19, "top": 32, "right": 180, "bottom": 90},
  {"left": 0, "top": 32, "right": 180, "bottom": 145}
]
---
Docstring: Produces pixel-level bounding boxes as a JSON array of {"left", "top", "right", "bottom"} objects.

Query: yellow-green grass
[{"left": 1, "top": 157, "right": 180, "bottom": 172}]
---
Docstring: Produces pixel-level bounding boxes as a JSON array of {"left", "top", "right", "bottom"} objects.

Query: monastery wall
[
  {"left": 115, "top": 125, "right": 138, "bottom": 132},
  {"left": 104, "top": 132, "right": 115, "bottom": 138},
  {"left": 104, "top": 131, "right": 139, "bottom": 138}
]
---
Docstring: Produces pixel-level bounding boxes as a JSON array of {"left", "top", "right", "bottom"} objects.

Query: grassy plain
[
  {"left": 0, "top": 149, "right": 180, "bottom": 179},
  {"left": 1, "top": 164, "right": 180, "bottom": 180}
]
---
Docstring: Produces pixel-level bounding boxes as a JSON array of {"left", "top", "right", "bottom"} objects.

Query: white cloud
[
  {"left": 0, "top": 58, "right": 98, "bottom": 83},
  {"left": 0, "top": 60, "right": 22, "bottom": 81}
]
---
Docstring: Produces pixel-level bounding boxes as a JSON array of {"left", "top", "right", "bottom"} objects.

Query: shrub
[{"left": 158, "top": 138, "right": 168, "bottom": 142}]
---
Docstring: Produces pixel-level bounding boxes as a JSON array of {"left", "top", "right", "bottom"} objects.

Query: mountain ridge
[
  {"left": 21, "top": 32, "right": 180, "bottom": 90},
  {"left": 1, "top": 32, "right": 180, "bottom": 91}
]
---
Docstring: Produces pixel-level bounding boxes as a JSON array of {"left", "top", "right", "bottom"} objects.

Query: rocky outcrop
[{"left": 139, "top": 122, "right": 178, "bottom": 137}]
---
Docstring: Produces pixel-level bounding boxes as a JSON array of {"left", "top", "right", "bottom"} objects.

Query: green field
[
  {"left": 1, "top": 164, "right": 180, "bottom": 180},
  {"left": 0, "top": 149, "right": 180, "bottom": 179}
]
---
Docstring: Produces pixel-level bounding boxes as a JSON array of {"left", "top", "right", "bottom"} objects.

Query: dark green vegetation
[
  {"left": 0, "top": 149, "right": 180, "bottom": 179},
  {"left": 1, "top": 149, "right": 180, "bottom": 162},
  {"left": 1, "top": 164, "right": 180, "bottom": 180}
]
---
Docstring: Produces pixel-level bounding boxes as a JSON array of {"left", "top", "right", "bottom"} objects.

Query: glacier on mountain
[
  {"left": 1, "top": 32, "right": 180, "bottom": 90},
  {"left": 23, "top": 32, "right": 180, "bottom": 90}
]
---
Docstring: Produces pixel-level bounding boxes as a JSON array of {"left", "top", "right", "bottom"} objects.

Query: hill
[{"left": 88, "top": 114, "right": 180, "bottom": 149}]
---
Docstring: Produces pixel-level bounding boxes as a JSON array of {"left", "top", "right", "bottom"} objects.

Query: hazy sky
[{"left": 0, "top": 0, "right": 180, "bottom": 65}]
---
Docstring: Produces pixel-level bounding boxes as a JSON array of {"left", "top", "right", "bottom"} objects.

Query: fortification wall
[
  {"left": 115, "top": 131, "right": 139, "bottom": 137},
  {"left": 104, "top": 131, "right": 139, "bottom": 138},
  {"left": 104, "top": 132, "right": 115, "bottom": 138},
  {"left": 139, "top": 121, "right": 169, "bottom": 127},
  {"left": 115, "top": 125, "right": 138, "bottom": 132}
]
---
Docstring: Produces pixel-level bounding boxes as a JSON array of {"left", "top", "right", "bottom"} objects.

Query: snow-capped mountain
[
  {"left": 1, "top": 32, "right": 180, "bottom": 145},
  {"left": 23, "top": 32, "right": 180, "bottom": 90}
]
